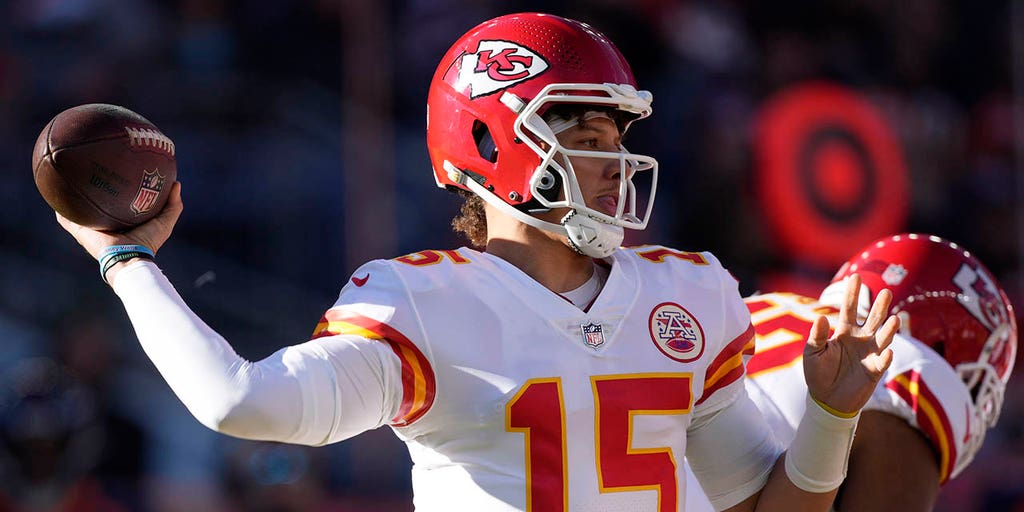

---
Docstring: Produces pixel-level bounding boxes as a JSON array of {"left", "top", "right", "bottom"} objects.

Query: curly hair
[
  {"left": 451, "top": 189, "right": 488, "bottom": 248},
  {"left": 450, "top": 104, "right": 628, "bottom": 249}
]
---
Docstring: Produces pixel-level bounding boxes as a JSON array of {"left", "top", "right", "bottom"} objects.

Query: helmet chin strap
[
  {"left": 455, "top": 163, "right": 622, "bottom": 258},
  {"left": 561, "top": 209, "right": 624, "bottom": 258}
]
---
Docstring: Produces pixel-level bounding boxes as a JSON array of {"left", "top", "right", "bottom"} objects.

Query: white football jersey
[
  {"left": 685, "top": 292, "right": 978, "bottom": 511},
  {"left": 742, "top": 292, "right": 977, "bottom": 483},
  {"left": 305, "top": 246, "right": 759, "bottom": 511}
]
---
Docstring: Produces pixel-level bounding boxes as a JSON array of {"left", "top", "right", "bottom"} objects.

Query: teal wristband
[
  {"left": 98, "top": 244, "right": 155, "bottom": 260},
  {"left": 98, "top": 245, "right": 155, "bottom": 284}
]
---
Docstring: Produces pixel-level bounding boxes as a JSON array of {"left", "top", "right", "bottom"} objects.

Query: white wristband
[{"left": 784, "top": 394, "right": 860, "bottom": 493}]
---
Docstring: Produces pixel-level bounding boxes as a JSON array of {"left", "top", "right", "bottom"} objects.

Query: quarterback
[
  {"left": 55, "top": 13, "right": 899, "bottom": 511},
  {"left": 686, "top": 234, "right": 1018, "bottom": 511}
]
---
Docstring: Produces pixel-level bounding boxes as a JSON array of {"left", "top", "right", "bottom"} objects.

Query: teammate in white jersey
[
  {"left": 54, "top": 13, "right": 900, "bottom": 511},
  {"left": 686, "top": 233, "right": 1018, "bottom": 511}
]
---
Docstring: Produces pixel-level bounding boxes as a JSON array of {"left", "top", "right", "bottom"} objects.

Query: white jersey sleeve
[
  {"left": 689, "top": 253, "right": 758, "bottom": 419},
  {"left": 111, "top": 259, "right": 399, "bottom": 445},
  {"left": 863, "top": 335, "right": 978, "bottom": 483},
  {"left": 304, "top": 257, "right": 436, "bottom": 439},
  {"left": 685, "top": 388, "right": 781, "bottom": 510},
  {"left": 685, "top": 290, "right": 981, "bottom": 510},
  {"left": 739, "top": 292, "right": 978, "bottom": 484},
  {"left": 740, "top": 292, "right": 833, "bottom": 447},
  {"left": 680, "top": 252, "right": 778, "bottom": 510}
]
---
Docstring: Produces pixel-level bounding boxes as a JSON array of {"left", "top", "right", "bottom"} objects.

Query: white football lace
[{"left": 125, "top": 126, "right": 176, "bottom": 156}]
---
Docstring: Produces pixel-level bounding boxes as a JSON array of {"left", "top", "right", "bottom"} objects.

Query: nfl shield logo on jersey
[
  {"left": 580, "top": 322, "right": 605, "bottom": 349},
  {"left": 131, "top": 169, "right": 166, "bottom": 215}
]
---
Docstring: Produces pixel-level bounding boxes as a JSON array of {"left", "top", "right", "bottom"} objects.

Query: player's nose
[{"left": 603, "top": 155, "right": 634, "bottom": 181}]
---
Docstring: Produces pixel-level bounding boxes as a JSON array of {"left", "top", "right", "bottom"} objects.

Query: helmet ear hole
[
  {"left": 537, "top": 170, "right": 556, "bottom": 190},
  {"left": 537, "top": 168, "right": 563, "bottom": 202},
  {"left": 472, "top": 120, "right": 498, "bottom": 163}
]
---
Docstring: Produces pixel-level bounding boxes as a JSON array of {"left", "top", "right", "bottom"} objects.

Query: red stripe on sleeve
[
  {"left": 319, "top": 310, "right": 436, "bottom": 426},
  {"left": 885, "top": 370, "right": 957, "bottom": 483},
  {"left": 695, "top": 323, "right": 756, "bottom": 406}
]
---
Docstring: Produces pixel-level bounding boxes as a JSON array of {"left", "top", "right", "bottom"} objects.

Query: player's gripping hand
[
  {"left": 56, "top": 181, "right": 183, "bottom": 262},
  {"left": 803, "top": 273, "right": 899, "bottom": 415}
]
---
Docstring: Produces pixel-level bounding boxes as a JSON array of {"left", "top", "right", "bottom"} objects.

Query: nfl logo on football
[
  {"left": 131, "top": 169, "right": 166, "bottom": 215},
  {"left": 580, "top": 322, "right": 605, "bottom": 349}
]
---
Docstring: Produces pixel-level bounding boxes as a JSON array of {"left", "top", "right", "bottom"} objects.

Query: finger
[
  {"left": 55, "top": 211, "right": 80, "bottom": 233},
  {"left": 55, "top": 212, "right": 92, "bottom": 252},
  {"left": 168, "top": 181, "right": 183, "bottom": 209},
  {"left": 806, "top": 315, "right": 831, "bottom": 352},
  {"left": 871, "top": 348, "right": 894, "bottom": 374},
  {"left": 155, "top": 182, "right": 184, "bottom": 224},
  {"left": 127, "top": 182, "right": 183, "bottom": 253},
  {"left": 862, "top": 288, "right": 893, "bottom": 332},
  {"left": 838, "top": 273, "right": 862, "bottom": 329},
  {"left": 56, "top": 212, "right": 114, "bottom": 259},
  {"left": 874, "top": 314, "right": 901, "bottom": 352}
]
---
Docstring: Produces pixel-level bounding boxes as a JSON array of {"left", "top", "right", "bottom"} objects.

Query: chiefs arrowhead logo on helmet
[
  {"left": 450, "top": 41, "right": 549, "bottom": 98},
  {"left": 952, "top": 262, "right": 1010, "bottom": 334}
]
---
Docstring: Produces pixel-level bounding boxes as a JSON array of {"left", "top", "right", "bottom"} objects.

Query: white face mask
[
  {"left": 521, "top": 85, "right": 659, "bottom": 257},
  {"left": 518, "top": 102, "right": 657, "bottom": 230},
  {"left": 451, "top": 83, "right": 659, "bottom": 258}
]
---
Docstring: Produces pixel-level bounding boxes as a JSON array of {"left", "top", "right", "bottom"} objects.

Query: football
[{"left": 32, "top": 103, "right": 176, "bottom": 231}]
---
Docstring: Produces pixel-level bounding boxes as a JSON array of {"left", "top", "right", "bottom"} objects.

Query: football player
[
  {"left": 55, "top": 13, "right": 899, "bottom": 511},
  {"left": 686, "top": 233, "right": 1018, "bottom": 511}
]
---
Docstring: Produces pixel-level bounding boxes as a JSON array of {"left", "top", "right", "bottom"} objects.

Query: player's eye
[{"left": 568, "top": 137, "right": 596, "bottom": 150}]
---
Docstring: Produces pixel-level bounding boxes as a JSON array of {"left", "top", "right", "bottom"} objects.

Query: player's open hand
[
  {"left": 803, "top": 273, "right": 899, "bottom": 415},
  {"left": 56, "top": 181, "right": 183, "bottom": 261}
]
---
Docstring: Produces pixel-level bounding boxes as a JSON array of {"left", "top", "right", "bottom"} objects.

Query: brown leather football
[{"left": 32, "top": 103, "right": 176, "bottom": 231}]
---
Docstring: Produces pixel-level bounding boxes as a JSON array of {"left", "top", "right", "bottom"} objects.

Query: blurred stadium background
[{"left": 1, "top": 0, "right": 1022, "bottom": 510}]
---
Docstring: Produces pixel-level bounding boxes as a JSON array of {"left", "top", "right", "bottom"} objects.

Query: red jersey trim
[
  {"left": 696, "top": 323, "right": 756, "bottom": 406},
  {"left": 312, "top": 310, "right": 436, "bottom": 426},
  {"left": 885, "top": 369, "right": 957, "bottom": 484}
]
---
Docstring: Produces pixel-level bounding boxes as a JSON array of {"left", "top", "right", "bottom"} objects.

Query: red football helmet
[
  {"left": 829, "top": 234, "right": 1017, "bottom": 440},
  {"left": 426, "top": 13, "right": 658, "bottom": 257}
]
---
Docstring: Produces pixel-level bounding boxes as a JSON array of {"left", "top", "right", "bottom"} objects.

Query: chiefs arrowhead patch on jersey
[{"left": 450, "top": 40, "right": 549, "bottom": 98}]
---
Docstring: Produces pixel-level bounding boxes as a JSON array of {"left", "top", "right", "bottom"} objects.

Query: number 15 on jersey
[{"left": 506, "top": 373, "right": 694, "bottom": 511}]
